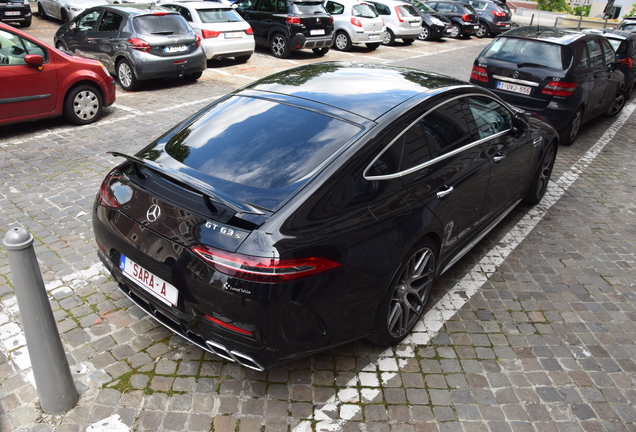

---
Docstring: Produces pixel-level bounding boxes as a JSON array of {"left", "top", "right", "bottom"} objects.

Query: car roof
[
  {"left": 242, "top": 62, "right": 467, "bottom": 121},
  {"left": 368, "top": 0, "right": 415, "bottom": 5},
  {"left": 498, "top": 26, "right": 588, "bottom": 45},
  {"left": 97, "top": 4, "right": 180, "bottom": 16},
  {"left": 161, "top": 1, "right": 233, "bottom": 8},
  {"left": 597, "top": 28, "right": 636, "bottom": 40}
]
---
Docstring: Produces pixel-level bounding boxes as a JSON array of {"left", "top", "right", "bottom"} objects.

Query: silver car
[
  {"left": 53, "top": 5, "right": 207, "bottom": 91},
  {"left": 161, "top": 1, "right": 255, "bottom": 62},
  {"left": 367, "top": 0, "right": 421, "bottom": 45},
  {"left": 37, "top": 0, "right": 108, "bottom": 23},
  {"left": 325, "top": 0, "right": 386, "bottom": 51}
]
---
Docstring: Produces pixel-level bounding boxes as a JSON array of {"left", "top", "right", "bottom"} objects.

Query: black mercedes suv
[{"left": 234, "top": 0, "right": 334, "bottom": 58}]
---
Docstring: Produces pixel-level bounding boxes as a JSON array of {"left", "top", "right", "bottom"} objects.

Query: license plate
[
  {"left": 5, "top": 11, "right": 21, "bottom": 15},
  {"left": 310, "top": 29, "right": 325, "bottom": 36},
  {"left": 224, "top": 32, "right": 243, "bottom": 38},
  {"left": 368, "top": 34, "right": 380, "bottom": 40},
  {"left": 119, "top": 255, "right": 179, "bottom": 306},
  {"left": 164, "top": 44, "right": 188, "bottom": 54},
  {"left": 497, "top": 81, "right": 532, "bottom": 95},
  {"left": 409, "top": 21, "right": 419, "bottom": 27}
]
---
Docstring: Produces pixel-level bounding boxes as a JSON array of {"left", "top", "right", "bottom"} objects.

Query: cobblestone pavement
[{"left": 1, "top": 15, "right": 635, "bottom": 432}]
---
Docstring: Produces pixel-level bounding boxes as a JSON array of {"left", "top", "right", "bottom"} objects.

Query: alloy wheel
[{"left": 118, "top": 62, "right": 133, "bottom": 89}]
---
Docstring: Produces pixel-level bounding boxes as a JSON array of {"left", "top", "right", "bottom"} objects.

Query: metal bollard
[{"left": 3, "top": 227, "right": 78, "bottom": 414}]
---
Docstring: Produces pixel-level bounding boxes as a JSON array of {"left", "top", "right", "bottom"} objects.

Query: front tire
[
  {"left": 334, "top": 31, "right": 352, "bottom": 51},
  {"left": 368, "top": 238, "right": 437, "bottom": 346},
  {"left": 476, "top": 22, "right": 489, "bottom": 38},
  {"left": 270, "top": 33, "right": 290, "bottom": 58},
  {"left": 605, "top": 89, "right": 626, "bottom": 116},
  {"left": 559, "top": 108, "right": 582, "bottom": 146},
  {"left": 55, "top": 40, "right": 69, "bottom": 52},
  {"left": 21, "top": 18, "right": 32, "bottom": 27},
  {"left": 117, "top": 58, "right": 139, "bottom": 91},
  {"left": 450, "top": 23, "right": 461, "bottom": 38},
  {"left": 37, "top": 2, "right": 46, "bottom": 19},
  {"left": 63, "top": 84, "right": 103, "bottom": 125},
  {"left": 419, "top": 25, "right": 431, "bottom": 41},
  {"left": 382, "top": 28, "right": 395, "bottom": 46},
  {"left": 523, "top": 140, "right": 557, "bottom": 205},
  {"left": 61, "top": 9, "right": 69, "bottom": 23}
]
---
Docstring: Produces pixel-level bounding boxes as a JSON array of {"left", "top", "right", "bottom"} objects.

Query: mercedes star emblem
[
  {"left": 512, "top": 71, "right": 520, "bottom": 79},
  {"left": 147, "top": 204, "right": 161, "bottom": 223}
]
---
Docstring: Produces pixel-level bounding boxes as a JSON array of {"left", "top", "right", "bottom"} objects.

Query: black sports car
[{"left": 93, "top": 62, "right": 558, "bottom": 370}]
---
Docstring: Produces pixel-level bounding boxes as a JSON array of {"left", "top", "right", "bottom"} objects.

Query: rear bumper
[
  {"left": 202, "top": 37, "right": 255, "bottom": 60},
  {"left": 132, "top": 49, "right": 207, "bottom": 81},
  {"left": 0, "top": 7, "right": 31, "bottom": 22},
  {"left": 289, "top": 32, "right": 334, "bottom": 50}
]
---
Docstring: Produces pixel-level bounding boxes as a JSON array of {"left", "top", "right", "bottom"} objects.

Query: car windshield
[
  {"left": 620, "top": 23, "right": 636, "bottom": 32},
  {"left": 410, "top": 0, "right": 435, "bottom": 12},
  {"left": 353, "top": 3, "right": 378, "bottom": 17},
  {"left": 482, "top": 37, "right": 565, "bottom": 70},
  {"left": 292, "top": 1, "right": 327, "bottom": 13},
  {"left": 198, "top": 8, "right": 243, "bottom": 23},
  {"left": 133, "top": 14, "right": 190, "bottom": 35},
  {"left": 161, "top": 96, "right": 362, "bottom": 189}
]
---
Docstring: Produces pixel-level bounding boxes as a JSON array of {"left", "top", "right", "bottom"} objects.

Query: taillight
[
  {"left": 245, "top": 26, "right": 254, "bottom": 35},
  {"left": 195, "top": 34, "right": 202, "bottom": 47},
  {"left": 201, "top": 29, "right": 220, "bottom": 39},
  {"left": 97, "top": 168, "right": 120, "bottom": 209},
  {"left": 470, "top": 65, "right": 488, "bottom": 82},
  {"left": 351, "top": 17, "right": 362, "bottom": 27},
  {"left": 204, "top": 314, "right": 253, "bottom": 336},
  {"left": 542, "top": 81, "right": 577, "bottom": 97},
  {"left": 287, "top": 16, "right": 301, "bottom": 24},
  {"left": 190, "top": 244, "right": 342, "bottom": 283},
  {"left": 492, "top": 10, "right": 506, "bottom": 17},
  {"left": 330, "top": 15, "right": 334, "bottom": 23},
  {"left": 128, "top": 37, "right": 150, "bottom": 52},
  {"left": 619, "top": 57, "right": 633, "bottom": 68},
  {"left": 461, "top": 14, "right": 471, "bottom": 22},
  {"left": 381, "top": 18, "right": 385, "bottom": 26},
  {"left": 394, "top": 6, "right": 404, "bottom": 22},
  {"left": 153, "top": 11, "right": 168, "bottom": 15}
]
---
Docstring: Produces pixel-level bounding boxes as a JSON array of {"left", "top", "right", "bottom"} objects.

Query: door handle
[
  {"left": 493, "top": 152, "right": 506, "bottom": 163},
  {"left": 436, "top": 185, "right": 454, "bottom": 199}
]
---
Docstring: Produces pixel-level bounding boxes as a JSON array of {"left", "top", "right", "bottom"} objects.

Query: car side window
[
  {"left": 599, "top": 38, "right": 616, "bottom": 66},
  {"left": 586, "top": 39, "right": 603, "bottom": 67},
  {"left": 325, "top": 1, "right": 344, "bottom": 14},
  {"left": 0, "top": 29, "right": 47, "bottom": 65},
  {"left": 436, "top": 3, "right": 453, "bottom": 11},
  {"left": 573, "top": 42, "right": 589, "bottom": 69},
  {"left": 258, "top": 0, "right": 275, "bottom": 12},
  {"left": 465, "top": 96, "right": 512, "bottom": 140},
  {"left": 77, "top": 10, "right": 101, "bottom": 31},
  {"left": 235, "top": 0, "right": 256, "bottom": 11},
  {"left": 98, "top": 11, "right": 124, "bottom": 32},
  {"left": 469, "top": 1, "right": 486, "bottom": 10}
]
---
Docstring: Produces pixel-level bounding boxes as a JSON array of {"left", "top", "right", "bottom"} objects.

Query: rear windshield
[
  {"left": 462, "top": 4, "right": 477, "bottom": 14},
  {"left": 621, "top": 24, "right": 636, "bottom": 33},
  {"left": 163, "top": 96, "right": 361, "bottom": 189},
  {"left": 482, "top": 37, "right": 565, "bottom": 70},
  {"left": 607, "top": 37, "right": 628, "bottom": 55},
  {"left": 198, "top": 8, "right": 243, "bottom": 23},
  {"left": 133, "top": 14, "right": 190, "bottom": 35},
  {"left": 398, "top": 5, "right": 419, "bottom": 16},
  {"left": 410, "top": 0, "right": 435, "bottom": 13},
  {"left": 353, "top": 4, "right": 378, "bottom": 18},
  {"left": 291, "top": 1, "right": 328, "bottom": 14}
]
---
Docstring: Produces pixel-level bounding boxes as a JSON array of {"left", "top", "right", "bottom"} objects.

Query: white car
[
  {"left": 367, "top": 0, "right": 421, "bottom": 45},
  {"left": 325, "top": 0, "right": 386, "bottom": 51},
  {"left": 161, "top": 1, "right": 255, "bottom": 62},
  {"left": 37, "top": 0, "right": 108, "bottom": 23}
]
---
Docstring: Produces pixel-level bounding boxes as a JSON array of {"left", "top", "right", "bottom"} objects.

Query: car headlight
[
  {"left": 431, "top": 17, "right": 444, "bottom": 26},
  {"left": 69, "top": 6, "right": 84, "bottom": 12},
  {"left": 98, "top": 61, "right": 110, "bottom": 77}
]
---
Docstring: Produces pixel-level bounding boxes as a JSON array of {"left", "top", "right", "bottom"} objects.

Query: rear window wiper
[
  {"left": 151, "top": 31, "right": 175, "bottom": 35},
  {"left": 517, "top": 62, "right": 549, "bottom": 68}
]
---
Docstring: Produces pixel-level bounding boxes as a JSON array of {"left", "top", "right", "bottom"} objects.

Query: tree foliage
[
  {"left": 572, "top": 5, "right": 591, "bottom": 16},
  {"left": 537, "top": 0, "right": 571, "bottom": 13}
]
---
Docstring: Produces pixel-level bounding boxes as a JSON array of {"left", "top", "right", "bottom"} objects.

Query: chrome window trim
[
  {"left": 492, "top": 75, "right": 540, "bottom": 87},
  {"left": 363, "top": 92, "right": 513, "bottom": 181}
]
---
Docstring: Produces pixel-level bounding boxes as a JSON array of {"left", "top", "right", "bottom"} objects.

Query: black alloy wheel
[
  {"left": 605, "top": 89, "right": 626, "bottom": 117},
  {"left": 369, "top": 238, "right": 437, "bottom": 346},
  {"left": 523, "top": 141, "right": 557, "bottom": 205}
]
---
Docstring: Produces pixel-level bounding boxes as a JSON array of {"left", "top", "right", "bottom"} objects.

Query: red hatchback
[{"left": 0, "top": 22, "right": 116, "bottom": 127}]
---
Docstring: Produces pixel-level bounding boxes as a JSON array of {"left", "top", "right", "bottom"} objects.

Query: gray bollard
[{"left": 3, "top": 227, "right": 78, "bottom": 414}]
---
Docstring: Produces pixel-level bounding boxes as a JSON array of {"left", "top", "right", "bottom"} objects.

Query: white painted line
[
  {"left": 86, "top": 414, "right": 130, "bottom": 432},
  {"left": 111, "top": 103, "right": 142, "bottom": 114},
  {"left": 294, "top": 102, "right": 636, "bottom": 431}
]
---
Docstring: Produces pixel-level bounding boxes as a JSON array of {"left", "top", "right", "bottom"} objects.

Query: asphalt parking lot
[{"left": 1, "top": 14, "right": 636, "bottom": 432}]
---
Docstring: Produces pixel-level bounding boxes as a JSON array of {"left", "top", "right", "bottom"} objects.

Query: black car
[
  {"left": 466, "top": 0, "right": 511, "bottom": 38},
  {"left": 234, "top": 0, "right": 333, "bottom": 58},
  {"left": 407, "top": 0, "right": 452, "bottom": 40},
  {"left": 616, "top": 16, "right": 636, "bottom": 33},
  {"left": 54, "top": 5, "right": 207, "bottom": 91},
  {"left": 596, "top": 29, "right": 636, "bottom": 98},
  {"left": 423, "top": 0, "right": 478, "bottom": 38},
  {"left": 470, "top": 26, "right": 626, "bottom": 145},
  {"left": 0, "top": 0, "right": 32, "bottom": 27},
  {"left": 93, "top": 62, "right": 558, "bottom": 370}
]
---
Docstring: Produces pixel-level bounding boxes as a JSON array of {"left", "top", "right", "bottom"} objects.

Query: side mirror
[
  {"left": 24, "top": 54, "right": 44, "bottom": 66},
  {"left": 231, "top": 3, "right": 238, "bottom": 9},
  {"left": 511, "top": 110, "right": 529, "bottom": 137},
  {"left": 70, "top": 22, "right": 77, "bottom": 31}
]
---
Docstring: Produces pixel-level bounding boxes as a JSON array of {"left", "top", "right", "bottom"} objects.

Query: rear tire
[
  {"left": 117, "top": 58, "right": 139, "bottom": 91},
  {"left": 476, "top": 22, "right": 489, "bottom": 38},
  {"left": 63, "top": 84, "right": 103, "bottom": 125},
  {"left": 270, "top": 33, "right": 290, "bottom": 58},
  {"left": 334, "top": 31, "right": 352, "bottom": 51},
  {"left": 559, "top": 108, "right": 582, "bottom": 146},
  {"left": 605, "top": 89, "right": 626, "bottom": 117},
  {"left": 368, "top": 238, "right": 437, "bottom": 346},
  {"left": 523, "top": 140, "right": 557, "bottom": 205}
]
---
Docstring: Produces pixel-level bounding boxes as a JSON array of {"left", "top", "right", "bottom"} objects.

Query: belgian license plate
[
  {"left": 368, "top": 34, "right": 380, "bottom": 40},
  {"left": 5, "top": 11, "right": 21, "bottom": 15},
  {"left": 497, "top": 81, "right": 532, "bottom": 95},
  {"left": 310, "top": 29, "right": 325, "bottom": 36},
  {"left": 164, "top": 44, "right": 188, "bottom": 54},
  {"left": 119, "top": 255, "right": 179, "bottom": 306},
  {"left": 224, "top": 32, "right": 243, "bottom": 38},
  {"left": 409, "top": 21, "right": 419, "bottom": 27}
]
